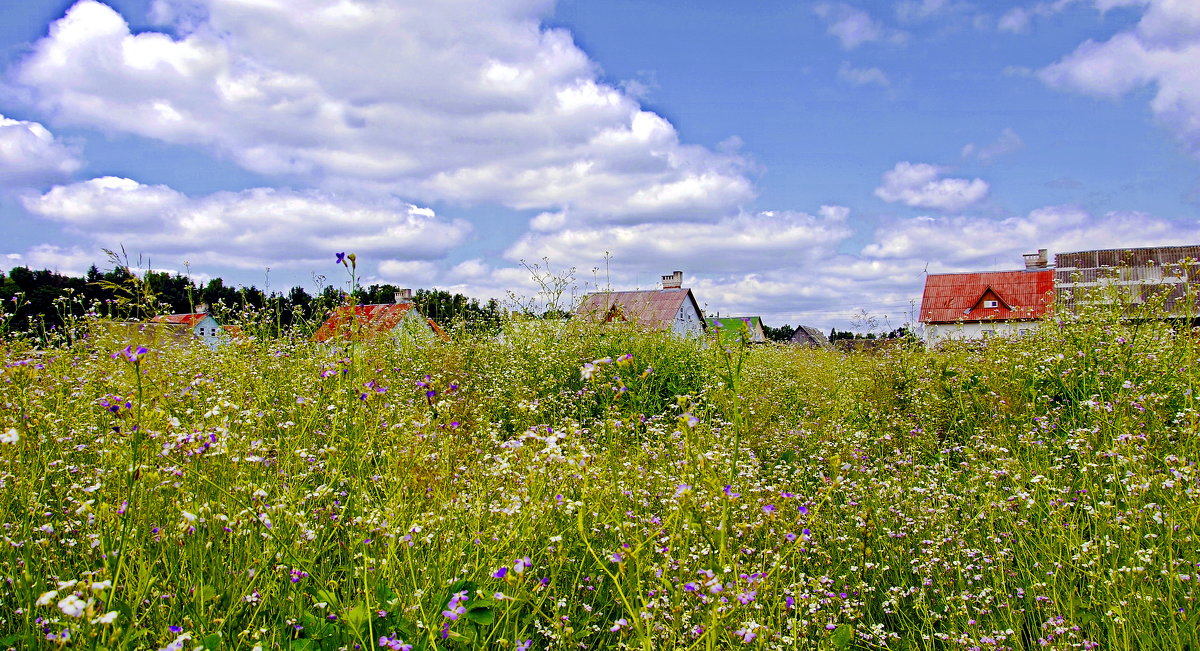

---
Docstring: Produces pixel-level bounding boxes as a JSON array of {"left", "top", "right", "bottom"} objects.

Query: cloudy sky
[{"left": 2, "top": 0, "right": 1199, "bottom": 329}]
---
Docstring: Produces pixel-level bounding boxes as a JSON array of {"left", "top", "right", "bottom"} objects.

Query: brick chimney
[
  {"left": 1022, "top": 249, "right": 1049, "bottom": 270},
  {"left": 661, "top": 271, "right": 683, "bottom": 289},
  {"left": 394, "top": 288, "right": 414, "bottom": 304}
]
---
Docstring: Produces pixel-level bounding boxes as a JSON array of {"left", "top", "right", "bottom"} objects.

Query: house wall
[
  {"left": 672, "top": 303, "right": 705, "bottom": 337},
  {"left": 924, "top": 321, "right": 1037, "bottom": 346},
  {"left": 391, "top": 308, "right": 438, "bottom": 344},
  {"left": 192, "top": 315, "right": 224, "bottom": 349}
]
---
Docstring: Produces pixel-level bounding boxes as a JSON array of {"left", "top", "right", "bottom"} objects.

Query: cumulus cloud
[
  {"left": 874, "top": 162, "right": 989, "bottom": 212},
  {"left": 13, "top": 0, "right": 752, "bottom": 223},
  {"left": 961, "top": 128, "right": 1025, "bottom": 162},
  {"left": 22, "top": 177, "right": 471, "bottom": 270},
  {"left": 837, "top": 62, "right": 890, "bottom": 87},
  {"left": 1040, "top": 0, "right": 1200, "bottom": 154},
  {"left": 3, "top": 244, "right": 96, "bottom": 276},
  {"left": 814, "top": 4, "right": 902, "bottom": 49},
  {"left": 503, "top": 208, "right": 854, "bottom": 273},
  {"left": 0, "top": 115, "right": 82, "bottom": 188},
  {"left": 862, "top": 205, "right": 1200, "bottom": 267}
]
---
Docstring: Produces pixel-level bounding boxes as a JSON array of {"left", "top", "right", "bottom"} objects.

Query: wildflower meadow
[{"left": 1, "top": 292, "right": 1198, "bottom": 650}]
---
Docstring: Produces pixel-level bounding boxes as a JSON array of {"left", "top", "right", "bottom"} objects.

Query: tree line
[{"left": 0, "top": 265, "right": 504, "bottom": 338}]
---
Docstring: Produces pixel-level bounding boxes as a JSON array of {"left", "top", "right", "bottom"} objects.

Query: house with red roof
[
  {"left": 919, "top": 261, "right": 1054, "bottom": 346},
  {"left": 313, "top": 290, "right": 447, "bottom": 344},
  {"left": 574, "top": 271, "right": 706, "bottom": 337},
  {"left": 149, "top": 311, "right": 224, "bottom": 349}
]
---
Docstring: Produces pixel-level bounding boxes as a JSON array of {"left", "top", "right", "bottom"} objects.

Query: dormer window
[{"left": 983, "top": 300, "right": 999, "bottom": 308}]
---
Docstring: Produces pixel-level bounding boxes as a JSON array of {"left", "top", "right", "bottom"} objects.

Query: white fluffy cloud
[
  {"left": 862, "top": 205, "right": 1200, "bottom": 267},
  {"left": 874, "top": 162, "right": 989, "bottom": 212},
  {"left": 961, "top": 128, "right": 1025, "bottom": 162},
  {"left": 503, "top": 208, "right": 854, "bottom": 273},
  {"left": 3, "top": 244, "right": 96, "bottom": 276},
  {"left": 814, "top": 3, "right": 896, "bottom": 49},
  {"left": 14, "top": 0, "right": 752, "bottom": 223},
  {"left": 0, "top": 115, "right": 82, "bottom": 188},
  {"left": 837, "top": 62, "right": 890, "bottom": 87},
  {"left": 1040, "top": 0, "right": 1200, "bottom": 154},
  {"left": 22, "top": 177, "right": 471, "bottom": 270}
]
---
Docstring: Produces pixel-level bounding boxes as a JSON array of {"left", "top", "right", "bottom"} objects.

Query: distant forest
[{"left": 0, "top": 264, "right": 504, "bottom": 337}]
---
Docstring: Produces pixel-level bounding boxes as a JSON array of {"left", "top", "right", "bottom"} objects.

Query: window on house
[{"left": 983, "top": 300, "right": 999, "bottom": 308}]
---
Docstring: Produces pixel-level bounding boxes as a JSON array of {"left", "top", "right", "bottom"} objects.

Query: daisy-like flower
[
  {"left": 91, "top": 611, "right": 118, "bottom": 625},
  {"left": 58, "top": 593, "right": 93, "bottom": 618},
  {"left": 0, "top": 428, "right": 18, "bottom": 444},
  {"left": 36, "top": 590, "right": 58, "bottom": 606}
]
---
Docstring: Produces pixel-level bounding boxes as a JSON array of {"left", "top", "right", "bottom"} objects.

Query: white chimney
[
  {"left": 394, "top": 288, "right": 413, "bottom": 304},
  {"left": 661, "top": 271, "right": 683, "bottom": 289}
]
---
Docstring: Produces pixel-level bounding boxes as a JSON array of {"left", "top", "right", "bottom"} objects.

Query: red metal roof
[
  {"left": 920, "top": 269, "right": 1054, "bottom": 324},
  {"left": 313, "top": 303, "right": 447, "bottom": 342},
  {"left": 574, "top": 289, "right": 704, "bottom": 330},
  {"left": 313, "top": 304, "right": 414, "bottom": 341},
  {"left": 150, "top": 313, "right": 209, "bottom": 327}
]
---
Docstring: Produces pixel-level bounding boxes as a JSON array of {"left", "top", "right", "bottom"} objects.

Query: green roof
[{"left": 706, "top": 316, "right": 765, "bottom": 344}]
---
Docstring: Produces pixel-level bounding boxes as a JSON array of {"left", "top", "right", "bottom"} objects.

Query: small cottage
[
  {"left": 706, "top": 316, "right": 767, "bottom": 344},
  {"left": 313, "top": 290, "right": 447, "bottom": 344},
  {"left": 920, "top": 266, "right": 1054, "bottom": 346},
  {"left": 574, "top": 271, "right": 706, "bottom": 337},
  {"left": 149, "top": 312, "right": 224, "bottom": 349}
]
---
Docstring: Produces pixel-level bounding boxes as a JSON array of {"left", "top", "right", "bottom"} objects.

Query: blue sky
[{"left": 1, "top": 0, "right": 1198, "bottom": 329}]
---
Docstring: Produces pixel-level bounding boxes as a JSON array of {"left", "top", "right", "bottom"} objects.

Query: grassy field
[{"left": 1, "top": 304, "right": 1198, "bottom": 650}]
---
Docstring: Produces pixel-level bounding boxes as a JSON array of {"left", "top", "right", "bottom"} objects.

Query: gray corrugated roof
[{"left": 790, "top": 325, "right": 832, "bottom": 349}]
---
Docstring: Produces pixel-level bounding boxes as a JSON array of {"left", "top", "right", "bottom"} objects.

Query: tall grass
[{"left": 0, "top": 298, "right": 1197, "bottom": 650}]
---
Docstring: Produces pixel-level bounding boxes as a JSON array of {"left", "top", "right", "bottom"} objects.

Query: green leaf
[
  {"left": 465, "top": 606, "right": 495, "bottom": 626},
  {"left": 344, "top": 603, "right": 369, "bottom": 634},
  {"left": 289, "top": 640, "right": 318, "bottom": 650},
  {"left": 831, "top": 624, "right": 853, "bottom": 648},
  {"left": 201, "top": 633, "right": 222, "bottom": 650},
  {"left": 199, "top": 585, "right": 220, "bottom": 602},
  {"left": 375, "top": 583, "right": 398, "bottom": 606}
]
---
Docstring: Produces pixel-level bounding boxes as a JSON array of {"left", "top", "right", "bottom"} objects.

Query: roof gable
[
  {"left": 314, "top": 303, "right": 425, "bottom": 341},
  {"left": 150, "top": 313, "right": 213, "bottom": 327},
  {"left": 920, "top": 270, "right": 1054, "bottom": 324},
  {"left": 575, "top": 289, "right": 705, "bottom": 331}
]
